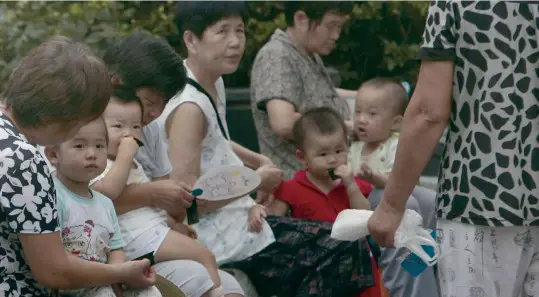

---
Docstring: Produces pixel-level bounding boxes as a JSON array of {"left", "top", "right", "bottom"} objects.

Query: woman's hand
[
  {"left": 151, "top": 180, "right": 193, "bottom": 217},
  {"left": 256, "top": 164, "right": 284, "bottom": 193},
  {"left": 248, "top": 204, "right": 267, "bottom": 233},
  {"left": 118, "top": 259, "right": 156, "bottom": 289},
  {"left": 367, "top": 198, "right": 405, "bottom": 248}
]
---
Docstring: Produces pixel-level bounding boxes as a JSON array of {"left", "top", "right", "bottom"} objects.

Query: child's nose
[
  {"left": 359, "top": 114, "right": 368, "bottom": 123},
  {"left": 327, "top": 154, "right": 337, "bottom": 163},
  {"left": 85, "top": 148, "right": 97, "bottom": 159}
]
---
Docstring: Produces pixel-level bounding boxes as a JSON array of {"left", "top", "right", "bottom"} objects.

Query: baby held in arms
[
  {"left": 349, "top": 78, "right": 408, "bottom": 189},
  {"left": 90, "top": 87, "right": 225, "bottom": 297}
]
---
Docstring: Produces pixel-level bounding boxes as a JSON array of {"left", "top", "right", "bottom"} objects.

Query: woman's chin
[{"left": 220, "top": 63, "right": 241, "bottom": 75}]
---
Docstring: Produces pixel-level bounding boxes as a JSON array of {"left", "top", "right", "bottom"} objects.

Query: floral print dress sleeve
[{"left": 0, "top": 113, "right": 60, "bottom": 296}]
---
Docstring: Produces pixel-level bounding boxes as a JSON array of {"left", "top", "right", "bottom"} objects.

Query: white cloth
[
  {"left": 153, "top": 260, "right": 244, "bottom": 297},
  {"left": 437, "top": 219, "right": 539, "bottom": 297},
  {"left": 55, "top": 178, "right": 125, "bottom": 263},
  {"left": 137, "top": 120, "right": 172, "bottom": 179},
  {"left": 122, "top": 221, "right": 170, "bottom": 261},
  {"left": 62, "top": 285, "right": 161, "bottom": 297},
  {"left": 348, "top": 134, "right": 399, "bottom": 175},
  {"left": 91, "top": 159, "right": 168, "bottom": 248},
  {"left": 153, "top": 60, "right": 276, "bottom": 265}
]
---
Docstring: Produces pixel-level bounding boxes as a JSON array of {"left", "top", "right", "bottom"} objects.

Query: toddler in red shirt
[
  {"left": 267, "top": 107, "right": 385, "bottom": 297},
  {"left": 268, "top": 107, "right": 372, "bottom": 220}
]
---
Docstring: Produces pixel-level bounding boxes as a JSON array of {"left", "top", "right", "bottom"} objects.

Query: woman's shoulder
[
  {"left": 2, "top": 139, "right": 51, "bottom": 182},
  {"left": 255, "top": 39, "right": 293, "bottom": 64},
  {"left": 164, "top": 85, "right": 212, "bottom": 114}
]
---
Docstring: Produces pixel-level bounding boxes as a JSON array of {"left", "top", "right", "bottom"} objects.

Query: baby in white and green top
[{"left": 349, "top": 78, "right": 408, "bottom": 189}]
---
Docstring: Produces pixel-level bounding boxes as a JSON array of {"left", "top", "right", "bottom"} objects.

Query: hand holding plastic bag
[{"left": 331, "top": 208, "right": 438, "bottom": 267}]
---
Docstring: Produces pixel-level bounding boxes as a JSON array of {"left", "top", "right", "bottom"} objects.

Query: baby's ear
[
  {"left": 392, "top": 114, "right": 403, "bottom": 131},
  {"left": 43, "top": 146, "right": 59, "bottom": 166}
]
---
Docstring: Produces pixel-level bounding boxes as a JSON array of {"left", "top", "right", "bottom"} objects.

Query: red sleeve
[
  {"left": 273, "top": 179, "right": 296, "bottom": 206},
  {"left": 355, "top": 177, "right": 373, "bottom": 197}
]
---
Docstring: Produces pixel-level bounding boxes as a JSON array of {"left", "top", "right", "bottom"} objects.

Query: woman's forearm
[
  {"left": 45, "top": 253, "right": 126, "bottom": 289},
  {"left": 384, "top": 116, "right": 446, "bottom": 211},
  {"left": 232, "top": 142, "right": 268, "bottom": 169},
  {"left": 63, "top": 255, "right": 127, "bottom": 289},
  {"left": 112, "top": 183, "right": 155, "bottom": 215}
]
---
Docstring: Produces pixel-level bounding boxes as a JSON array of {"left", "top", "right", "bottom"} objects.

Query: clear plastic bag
[{"left": 331, "top": 209, "right": 439, "bottom": 269}]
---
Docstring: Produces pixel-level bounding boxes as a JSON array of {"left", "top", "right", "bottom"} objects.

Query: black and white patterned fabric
[
  {"left": 0, "top": 112, "right": 60, "bottom": 296},
  {"left": 419, "top": 1, "right": 539, "bottom": 226}
]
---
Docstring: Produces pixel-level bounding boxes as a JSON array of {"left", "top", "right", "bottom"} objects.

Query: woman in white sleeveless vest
[{"left": 147, "top": 3, "right": 377, "bottom": 297}]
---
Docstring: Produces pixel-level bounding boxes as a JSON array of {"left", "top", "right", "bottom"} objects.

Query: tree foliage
[{"left": 0, "top": 1, "right": 430, "bottom": 90}]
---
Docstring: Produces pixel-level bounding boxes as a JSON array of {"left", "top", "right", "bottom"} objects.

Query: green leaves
[{"left": 0, "top": 1, "right": 429, "bottom": 90}]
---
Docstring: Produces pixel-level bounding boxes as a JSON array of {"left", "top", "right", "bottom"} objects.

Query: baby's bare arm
[
  {"left": 370, "top": 172, "right": 389, "bottom": 189},
  {"left": 91, "top": 157, "right": 133, "bottom": 199},
  {"left": 345, "top": 182, "right": 371, "bottom": 210},
  {"left": 267, "top": 199, "right": 290, "bottom": 216}
]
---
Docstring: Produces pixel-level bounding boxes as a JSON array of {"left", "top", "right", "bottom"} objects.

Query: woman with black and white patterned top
[
  {"left": 0, "top": 36, "right": 156, "bottom": 296},
  {"left": 370, "top": 2, "right": 539, "bottom": 297}
]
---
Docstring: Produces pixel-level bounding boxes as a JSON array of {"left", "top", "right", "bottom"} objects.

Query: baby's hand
[
  {"left": 248, "top": 205, "right": 267, "bottom": 233},
  {"left": 117, "top": 137, "right": 140, "bottom": 161},
  {"left": 355, "top": 163, "right": 374, "bottom": 182},
  {"left": 333, "top": 164, "right": 354, "bottom": 186}
]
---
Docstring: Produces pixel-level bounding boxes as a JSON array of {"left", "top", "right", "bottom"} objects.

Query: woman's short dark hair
[
  {"left": 284, "top": 1, "right": 353, "bottom": 26},
  {"left": 2, "top": 36, "right": 110, "bottom": 128},
  {"left": 174, "top": 1, "right": 248, "bottom": 55},
  {"left": 103, "top": 32, "right": 186, "bottom": 103}
]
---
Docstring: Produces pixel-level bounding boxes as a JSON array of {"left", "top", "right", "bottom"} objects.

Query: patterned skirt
[{"left": 221, "top": 216, "right": 375, "bottom": 297}]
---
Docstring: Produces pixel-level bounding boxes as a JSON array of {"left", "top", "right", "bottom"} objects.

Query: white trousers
[{"left": 437, "top": 219, "right": 539, "bottom": 297}]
